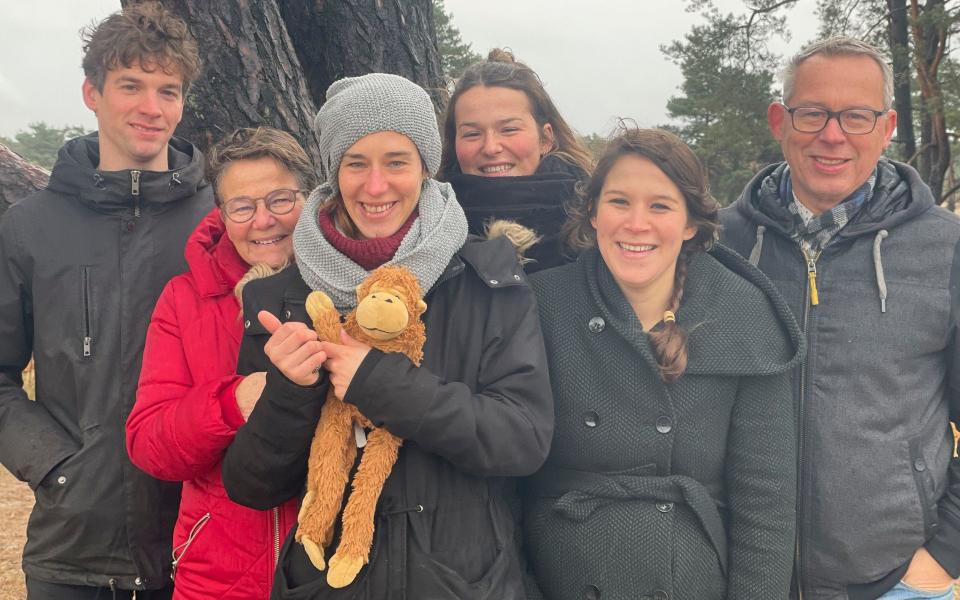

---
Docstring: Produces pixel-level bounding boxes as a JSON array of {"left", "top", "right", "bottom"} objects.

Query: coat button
[
  {"left": 582, "top": 584, "right": 601, "bottom": 600},
  {"left": 490, "top": 279, "right": 499, "bottom": 285},
  {"left": 655, "top": 416, "right": 672, "bottom": 434},
  {"left": 56, "top": 475, "right": 67, "bottom": 485},
  {"left": 653, "top": 590, "right": 668, "bottom": 600},
  {"left": 134, "top": 577, "right": 143, "bottom": 586},
  {"left": 656, "top": 502, "right": 673, "bottom": 513},
  {"left": 514, "top": 274, "right": 522, "bottom": 281},
  {"left": 283, "top": 309, "right": 292, "bottom": 320},
  {"left": 588, "top": 317, "right": 605, "bottom": 332},
  {"left": 244, "top": 320, "right": 251, "bottom": 329},
  {"left": 914, "top": 458, "right": 926, "bottom": 472},
  {"left": 583, "top": 411, "right": 599, "bottom": 428}
]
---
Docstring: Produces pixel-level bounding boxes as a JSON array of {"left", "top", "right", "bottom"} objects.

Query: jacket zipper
[
  {"left": 131, "top": 170, "right": 141, "bottom": 217},
  {"left": 82, "top": 267, "right": 92, "bottom": 357},
  {"left": 272, "top": 507, "right": 281, "bottom": 566},
  {"left": 171, "top": 512, "right": 211, "bottom": 578},
  {"left": 795, "top": 244, "right": 821, "bottom": 600}
]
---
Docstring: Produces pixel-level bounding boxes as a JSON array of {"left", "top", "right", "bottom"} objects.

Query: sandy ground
[{"left": 0, "top": 468, "right": 30, "bottom": 600}]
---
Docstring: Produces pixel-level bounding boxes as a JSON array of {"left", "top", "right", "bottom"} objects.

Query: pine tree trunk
[
  {"left": 0, "top": 144, "right": 49, "bottom": 220},
  {"left": 887, "top": 0, "right": 916, "bottom": 162},
  {"left": 910, "top": 0, "right": 950, "bottom": 203}
]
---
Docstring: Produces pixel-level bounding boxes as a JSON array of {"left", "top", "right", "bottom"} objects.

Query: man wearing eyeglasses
[{"left": 721, "top": 36, "right": 960, "bottom": 600}]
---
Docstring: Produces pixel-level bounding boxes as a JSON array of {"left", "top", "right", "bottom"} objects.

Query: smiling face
[
  {"left": 218, "top": 156, "right": 303, "bottom": 268},
  {"left": 337, "top": 131, "right": 424, "bottom": 240},
  {"left": 82, "top": 62, "right": 185, "bottom": 171},
  {"left": 591, "top": 154, "right": 696, "bottom": 309},
  {"left": 453, "top": 85, "right": 554, "bottom": 177},
  {"left": 769, "top": 54, "right": 896, "bottom": 213}
]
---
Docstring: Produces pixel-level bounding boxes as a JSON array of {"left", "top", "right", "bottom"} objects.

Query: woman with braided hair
[{"left": 525, "top": 128, "right": 803, "bottom": 599}]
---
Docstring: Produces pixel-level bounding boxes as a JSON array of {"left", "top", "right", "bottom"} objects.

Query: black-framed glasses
[
  {"left": 783, "top": 104, "right": 888, "bottom": 135},
  {"left": 220, "top": 189, "right": 302, "bottom": 223}
]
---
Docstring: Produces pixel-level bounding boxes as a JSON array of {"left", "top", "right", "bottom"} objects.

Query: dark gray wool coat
[{"left": 525, "top": 244, "right": 804, "bottom": 600}]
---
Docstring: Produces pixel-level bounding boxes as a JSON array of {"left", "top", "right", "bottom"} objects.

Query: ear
[
  {"left": 416, "top": 298, "right": 427, "bottom": 313},
  {"left": 767, "top": 102, "right": 787, "bottom": 142},
  {"left": 82, "top": 79, "right": 100, "bottom": 113},
  {"left": 539, "top": 123, "right": 555, "bottom": 156},
  {"left": 880, "top": 109, "right": 897, "bottom": 150},
  {"left": 682, "top": 224, "right": 697, "bottom": 242}
]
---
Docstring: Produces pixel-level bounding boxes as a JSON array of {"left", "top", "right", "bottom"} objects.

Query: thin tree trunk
[
  {"left": 887, "top": 0, "right": 916, "bottom": 161},
  {"left": 0, "top": 144, "right": 49, "bottom": 220},
  {"left": 910, "top": 0, "right": 951, "bottom": 202}
]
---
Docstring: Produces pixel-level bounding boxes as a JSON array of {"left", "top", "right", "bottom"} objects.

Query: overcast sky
[{"left": 0, "top": 1, "right": 820, "bottom": 138}]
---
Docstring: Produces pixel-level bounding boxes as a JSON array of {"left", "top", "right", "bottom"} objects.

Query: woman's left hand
[{"left": 320, "top": 329, "right": 372, "bottom": 400}]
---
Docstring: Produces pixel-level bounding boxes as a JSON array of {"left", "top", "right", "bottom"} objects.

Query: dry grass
[{"left": 0, "top": 468, "right": 30, "bottom": 600}]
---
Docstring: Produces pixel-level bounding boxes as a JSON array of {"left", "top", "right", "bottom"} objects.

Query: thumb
[
  {"left": 339, "top": 328, "right": 365, "bottom": 347},
  {"left": 258, "top": 310, "right": 282, "bottom": 334}
]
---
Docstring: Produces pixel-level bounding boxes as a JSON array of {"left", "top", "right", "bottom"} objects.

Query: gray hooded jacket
[{"left": 721, "top": 158, "right": 960, "bottom": 599}]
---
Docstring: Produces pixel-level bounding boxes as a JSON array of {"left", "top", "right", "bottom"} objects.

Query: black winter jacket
[
  {"left": 526, "top": 245, "right": 803, "bottom": 600},
  {"left": 0, "top": 133, "right": 213, "bottom": 589},
  {"left": 222, "top": 235, "right": 554, "bottom": 600}
]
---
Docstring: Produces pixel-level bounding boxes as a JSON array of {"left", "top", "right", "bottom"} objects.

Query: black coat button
[
  {"left": 653, "top": 590, "right": 669, "bottom": 600},
  {"left": 655, "top": 416, "right": 672, "bottom": 434},
  {"left": 588, "top": 317, "right": 605, "bottom": 332},
  {"left": 914, "top": 458, "right": 926, "bottom": 472},
  {"left": 582, "top": 584, "right": 601, "bottom": 600},
  {"left": 656, "top": 502, "right": 673, "bottom": 513},
  {"left": 583, "top": 411, "right": 599, "bottom": 428}
]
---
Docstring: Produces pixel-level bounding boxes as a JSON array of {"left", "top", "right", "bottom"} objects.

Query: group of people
[{"left": 1, "top": 2, "right": 958, "bottom": 600}]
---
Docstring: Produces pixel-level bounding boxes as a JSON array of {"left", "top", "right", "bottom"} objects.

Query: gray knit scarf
[{"left": 293, "top": 178, "right": 468, "bottom": 310}]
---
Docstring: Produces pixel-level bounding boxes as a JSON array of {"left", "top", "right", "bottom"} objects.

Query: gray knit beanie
[{"left": 314, "top": 73, "right": 441, "bottom": 194}]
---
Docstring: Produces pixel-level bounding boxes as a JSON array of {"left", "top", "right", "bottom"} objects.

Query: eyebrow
[
  {"left": 342, "top": 150, "right": 415, "bottom": 159},
  {"left": 602, "top": 190, "right": 681, "bottom": 202},
  {"left": 457, "top": 117, "right": 524, "bottom": 130}
]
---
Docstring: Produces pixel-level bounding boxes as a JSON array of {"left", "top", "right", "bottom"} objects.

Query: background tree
[
  {"left": 663, "top": 0, "right": 796, "bottom": 205},
  {"left": 434, "top": 0, "right": 482, "bottom": 81},
  {"left": 0, "top": 122, "right": 88, "bottom": 170},
  {"left": 0, "top": 143, "right": 49, "bottom": 220}
]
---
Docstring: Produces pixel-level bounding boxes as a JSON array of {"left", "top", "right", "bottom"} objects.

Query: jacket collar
[
  {"left": 184, "top": 208, "right": 251, "bottom": 298},
  {"left": 583, "top": 244, "right": 804, "bottom": 377}
]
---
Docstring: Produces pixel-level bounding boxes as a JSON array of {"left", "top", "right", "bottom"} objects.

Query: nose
[
  {"left": 624, "top": 206, "right": 651, "bottom": 232},
  {"left": 481, "top": 133, "right": 502, "bottom": 156},
  {"left": 250, "top": 202, "right": 278, "bottom": 229},
  {"left": 364, "top": 166, "right": 389, "bottom": 196},
  {"left": 138, "top": 91, "right": 163, "bottom": 117},
  {"left": 819, "top": 115, "right": 847, "bottom": 143}
]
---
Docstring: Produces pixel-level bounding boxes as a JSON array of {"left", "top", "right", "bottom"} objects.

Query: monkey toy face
[{"left": 354, "top": 283, "right": 425, "bottom": 341}]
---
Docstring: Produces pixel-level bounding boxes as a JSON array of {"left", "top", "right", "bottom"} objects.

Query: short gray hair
[{"left": 781, "top": 36, "right": 894, "bottom": 110}]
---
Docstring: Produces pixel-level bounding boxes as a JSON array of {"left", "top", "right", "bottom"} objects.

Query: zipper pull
[
  {"left": 804, "top": 249, "right": 820, "bottom": 306},
  {"left": 131, "top": 170, "right": 142, "bottom": 218},
  {"left": 83, "top": 336, "right": 91, "bottom": 357}
]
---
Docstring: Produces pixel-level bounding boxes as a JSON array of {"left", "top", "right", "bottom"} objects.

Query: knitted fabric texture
[
  {"left": 317, "top": 208, "right": 417, "bottom": 271},
  {"left": 314, "top": 73, "right": 441, "bottom": 192},
  {"left": 293, "top": 179, "right": 467, "bottom": 310}
]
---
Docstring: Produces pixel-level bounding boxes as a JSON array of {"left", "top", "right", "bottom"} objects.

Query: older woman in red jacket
[{"left": 126, "top": 127, "right": 315, "bottom": 599}]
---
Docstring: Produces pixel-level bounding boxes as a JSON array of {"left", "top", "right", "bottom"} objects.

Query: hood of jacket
[
  {"left": 732, "top": 158, "right": 934, "bottom": 240},
  {"left": 585, "top": 243, "right": 805, "bottom": 377},
  {"left": 46, "top": 132, "right": 209, "bottom": 212},
  {"left": 184, "top": 208, "right": 251, "bottom": 298}
]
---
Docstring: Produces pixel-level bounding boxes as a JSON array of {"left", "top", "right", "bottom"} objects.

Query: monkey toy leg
[
  {"left": 305, "top": 291, "right": 341, "bottom": 343},
  {"left": 297, "top": 394, "right": 356, "bottom": 571},
  {"left": 327, "top": 428, "right": 403, "bottom": 588}
]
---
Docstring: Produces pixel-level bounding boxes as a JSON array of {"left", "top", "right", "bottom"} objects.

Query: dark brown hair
[
  {"left": 81, "top": 1, "right": 201, "bottom": 92},
  {"left": 207, "top": 127, "right": 317, "bottom": 206},
  {"left": 566, "top": 127, "right": 719, "bottom": 383},
  {"left": 438, "top": 48, "right": 594, "bottom": 179}
]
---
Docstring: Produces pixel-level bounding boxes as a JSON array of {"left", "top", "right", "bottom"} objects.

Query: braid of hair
[{"left": 648, "top": 250, "right": 690, "bottom": 383}]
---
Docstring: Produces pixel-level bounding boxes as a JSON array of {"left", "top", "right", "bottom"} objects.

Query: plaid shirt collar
[{"left": 781, "top": 166, "right": 878, "bottom": 253}]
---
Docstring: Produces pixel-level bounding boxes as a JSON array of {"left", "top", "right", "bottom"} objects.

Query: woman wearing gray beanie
[{"left": 221, "top": 73, "right": 553, "bottom": 599}]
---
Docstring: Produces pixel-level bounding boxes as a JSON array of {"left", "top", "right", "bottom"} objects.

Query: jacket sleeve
[
  {"left": 344, "top": 282, "right": 554, "bottom": 477},
  {"left": 725, "top": 371, "right": 797, "bottom": 599},
  {"left": 925, "top": 243, "right": 960, "bottom": 576},
  {"left": 221, "top": 362, "right": 327, "bottom": 510},
  {"left": 126, "top": 279, "right": 245, "bottom": 482},
  {"left": 0, "top": 208, "right": 80, "bottom": 489}
]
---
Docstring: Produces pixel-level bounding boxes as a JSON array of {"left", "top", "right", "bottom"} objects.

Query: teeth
[
  {"left": 480, "top": 164, "right": 513, "bottom": 174},
  {"left": 619, "top": 242, "right": 655, "bottom": 252},
  {"left": 131, "top": 124, "right": 158, "bottom": 132},
  {"left": 252, "top": 235, "right": 285, "bottom": 245},
  {"left": 362, "top": 202, "right": 395, "bottom": 214},
  {"left": 816, "top": 158, "right": 846, "bottom": 165}
]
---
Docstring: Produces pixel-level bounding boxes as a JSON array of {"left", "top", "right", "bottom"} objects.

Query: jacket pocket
[
  {"left": 80, "top": 266, "right": 94, "bottom": 358},
  {"left": 171, "top": 512, "right": 211, "bottom": 578},
  {"left": 909, "top": 436, "right": 939, "bottom": 539}
]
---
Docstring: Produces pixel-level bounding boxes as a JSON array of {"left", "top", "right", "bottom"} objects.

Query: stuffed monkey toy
[{"left": 296, "top": 265, "right": 427, "bottom": 588}]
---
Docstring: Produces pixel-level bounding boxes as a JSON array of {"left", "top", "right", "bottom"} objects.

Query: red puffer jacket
[{"left": 127, "top": 209, "right": 299, "bottom": 599}]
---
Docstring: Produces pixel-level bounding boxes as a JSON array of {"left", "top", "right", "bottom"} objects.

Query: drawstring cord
[
  {"left": 873, "top": 229, "right": 889, "bottom": 313},
  {"left": 749, "top": 225, "right": 766, "bottom": 266},
  {"left": 109, "top": 577, "right": 118, "bottom": 600}
]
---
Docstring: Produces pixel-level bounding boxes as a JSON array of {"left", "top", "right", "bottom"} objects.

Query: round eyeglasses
[
  {"left": 220, "top": 189, "right": 302, "bottom": 223},
  {"left": 784, "top": 104, "right": 888, "bottom": 135}
]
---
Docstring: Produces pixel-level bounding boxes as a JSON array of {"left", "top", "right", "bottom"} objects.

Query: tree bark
[
  {"left": 0, "top": 144, "right": 49, "bottom": 220},
  {"left": 910, "top": 0, "right": 951, "bottom": 203},
  {"left": 887, "top": 0, "right": 916, "bottom": 162},
  {"left": 123, "top": 0, "right": 323, "bottom": 169}
]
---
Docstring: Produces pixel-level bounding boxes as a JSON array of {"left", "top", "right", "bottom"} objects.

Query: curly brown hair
[
  {"left": 565, "top": 127, "right": 719, "bottom": 383},
  {"left": 438, "top": 48, "right": 593, "bottom": 179},
  {"left": 81, "top": 1, "right": 201, "bottom": 92}
]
